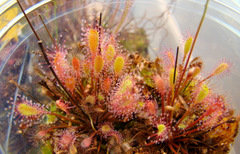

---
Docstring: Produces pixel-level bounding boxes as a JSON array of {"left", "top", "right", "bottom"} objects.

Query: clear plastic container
[{"left": 0, "top": 0, "right": 239, "bottom": 153}]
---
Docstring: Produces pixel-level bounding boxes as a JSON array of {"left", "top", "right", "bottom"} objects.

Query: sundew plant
[{"left": 3, "top": 0, "right": 239, "bottom": 153}]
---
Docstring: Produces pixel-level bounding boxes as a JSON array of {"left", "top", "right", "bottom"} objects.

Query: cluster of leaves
[
  {"left": 9, "top": 19, "right": 239, "bottom": 154},
  {"left": 7, "top": 1, "right": 239, "bottom": 154}
]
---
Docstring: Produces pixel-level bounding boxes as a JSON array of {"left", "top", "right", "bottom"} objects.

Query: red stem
[
  {"left": 145, "top": 142, "right": 155, "bottom": 146},
  {"left": 167, "top": 143, "right": 177, "bottom": 154},
  {"left": 174, "top": 128, "right": 199, "bottom": 139},
  {"left": 49, "top": 112, "right": 84, "bottom": 125},
  {"left": 172, "top": 143, "right": 188, "bottom": 154},
  {"left": 184, "top": 105, "right": 214, "bottom": 130},
  {"left": 175, "top": 104, "right": 195, "bottom": 128},
  {"left": 47, "top": 125, "right": 70, "bottom": 132},
  {"left": 174, "top": 138, "right": 190, "bottom": 142},
  {"left": 171, "top": 0, "right": 210, "bottom": 108}
]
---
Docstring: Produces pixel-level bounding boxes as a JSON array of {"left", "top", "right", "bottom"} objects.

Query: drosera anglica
[
  {"left": 8, "top": 95, "right": 46, "bottom": 127},
  {"left": 4, "top": 0, "right": 239, "bottom": 153}
]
